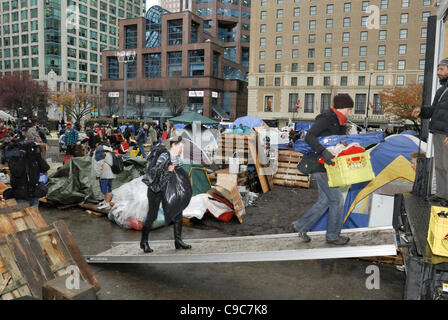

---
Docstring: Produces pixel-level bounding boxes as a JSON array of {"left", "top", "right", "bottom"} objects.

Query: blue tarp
[
  {"left": 295, "top": 123, "right": 313, "bottom": 131},
  {"left": 293, "top": 131, "right": 385, "bottom": 154},
  {"left": 120, "top": 125, "right": 136, "bottom": 134},
  {"left": 233, "top": 115, "right": 264, "bottom": 128},
  {"left": 310, "top": 134, "right": 422, "bottom": 232}
]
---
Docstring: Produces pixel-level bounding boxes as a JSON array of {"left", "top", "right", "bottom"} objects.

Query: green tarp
[
  {"left": 46, "top": 156, "right": 148, "bottom": 205},
  {"left": 180, "top": 160, "right": 212, "bottom": 196}
]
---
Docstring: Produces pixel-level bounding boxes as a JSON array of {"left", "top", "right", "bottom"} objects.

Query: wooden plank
[
  {"left": 26, "top": 207, "right": 48, "bottom": 229},
  {"left": 0, "top": 206, "right": 48, "bottom": 237},
  {"left": 273, "top": 179, "right": 310, "bottom": 188},
  {"left": 247, "top": 138, "right": 270, "bottom": 193},
  {"left": 0, "top": 215, "right": 19, "bottom": 236},
  {"left": 277, "top": 162, "right": 300, "bottom": 169},
  {"left": 0, "top": 202, "right": 28, "bottom": 214},
  {"left": 5, "top": 232, "right": 43, "bottom": 298},
  {"left": 273, "top": 174, "right": 311, "bottom": 182},
  {"left": 278, "top": 155, "right": 302, "bottom": 163},
  {"left": 52, "top": 221, "right": 101, "bottom": 292}
]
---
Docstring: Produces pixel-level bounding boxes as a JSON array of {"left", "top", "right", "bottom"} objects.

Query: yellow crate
[
  {"left": 325, "top": 152, "right": 375, "bottom": 187},
  {"left": 427, "top": 205, "right": 448, "bottom": 257}
]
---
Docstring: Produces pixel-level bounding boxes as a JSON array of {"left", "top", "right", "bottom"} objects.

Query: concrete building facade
[{"left": 248, "top": 0, "right": 437, "bottom": 128}]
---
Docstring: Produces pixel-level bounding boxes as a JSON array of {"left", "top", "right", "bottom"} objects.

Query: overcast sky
[{"left": 146, "top": 0, "right": 159, "bottom": 9}]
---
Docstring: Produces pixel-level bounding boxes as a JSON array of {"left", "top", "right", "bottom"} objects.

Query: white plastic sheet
[{"left": 108, "top": 176, "right": 165, "bottom": 230}]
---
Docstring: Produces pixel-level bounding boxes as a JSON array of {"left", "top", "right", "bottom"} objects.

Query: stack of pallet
[
  {"left": 0, "top": 201, "right": 100, "bottom": 300},
  {"left": 273, "top": 150, "right": 311, "bottom": 188},
  {"left": 215, "top": 134, "right": 254, "bottom": 166}
]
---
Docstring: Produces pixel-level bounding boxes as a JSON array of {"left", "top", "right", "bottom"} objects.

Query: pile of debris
[{"left": 0, "top": 188, "right": 100, "bottom": 300}]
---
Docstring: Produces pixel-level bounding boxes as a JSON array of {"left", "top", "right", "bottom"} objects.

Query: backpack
[
  {"left": 38, "top": 128, "right": 47, "bottom": 143},
  {"left": 111, "top": 153, "right": 124, "bottom": 174}
]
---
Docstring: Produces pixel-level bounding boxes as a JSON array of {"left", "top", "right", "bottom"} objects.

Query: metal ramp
[{"left": 85, "top": 227, "right": 397, "bottom": 264}]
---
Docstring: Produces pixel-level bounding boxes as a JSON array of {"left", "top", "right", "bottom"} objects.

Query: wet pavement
[{"left": 39, "top": 141, "right": 406, "bottom": 300}]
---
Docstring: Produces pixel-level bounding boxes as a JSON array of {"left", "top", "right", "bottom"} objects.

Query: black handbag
[{"left": 297, "top": 153, "right": 326, "bottom": 175}]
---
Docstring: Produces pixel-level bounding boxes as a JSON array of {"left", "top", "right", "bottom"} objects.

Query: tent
[
  {"left": 46, "top": 156, "right": 148, "bottom": 205},
  {"left": 169, "top": 112, "right": 219, "bottom": 125},
  {"left": 0, "top": 111, "right": 15, "bottom": 121},
  {"left": 180, "top": 160, "right": 212, "bottom": 196},
  {"left": 311, "top": 134, "right": 426, "bottom": 231},
  {"left": 178, "top": 124, "right": 219, "bottom": 162},
  {"left": 161, "top": 137, "right": 214, "bottom": 166},
  {"left": 232, "top": 115, "right": 265, "bottom": 128}
]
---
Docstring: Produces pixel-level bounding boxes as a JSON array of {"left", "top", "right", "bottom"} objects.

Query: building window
[
  {"left": 327, "top": 4, "right": 334, "bottom": 14},
  {"left": 125, "top": 25, "right": 137, "bottom": 49},
  {"left": 342, "top": 47, "right": 349, "bottom": 57},
  {"left": 399, "top": 45, "right": 407, "bottom": 55},
  {"left": 420, "top": 44, "right": 427, "bottom": 55},
  {"left": 308, "top": 48, "right": 315, "bottom": 58},
  {"left": 275, "top": 50, "right": 282, "bottom": 59},
  {"left": 343, "top": 17, "right": 351, "bottom": 27},
  {"left": 277, "top": 9, "right": 283, "bottom": 19},
  {"left": 293, "top": 8, "right": 300, "bottom": 17},
  {"left": 341, "top": 62, "right": 349, "bottom": 71},
  {"left": 344, "top": 3, "right": 351, "bottom": 13},
  {"left": 308, "top": 34, "right": 316, "bottom": 43},
  {"left": 377, "top": 60, "right": 385, "bottom": 70},
  {"left": 325, "top": 33, "right": 332, "bottom": 43},
  {"left": 373, "top": 94, "right": 382, "bottom": 115},
  {"left": 276, "top": 36, "right": 282, "bottom": 46},
  {"left": 289, "top": 93, "right": 299, "bottom": 112},
  {"left": 398, "top": 60, "right": 406, "bottom": 70},
  {"left": 321, "top": 94, "right": 331, "bottom": 112},
  {"left": 355, "top": 94, "right": 366, "bottom": 115},
  {"left": 126, "top": 59, "right": 137, "bottom": 79},
  {"left": 360, "top": 31, "right": 368, "bottom": 41},
  {"left": 107, "top": 56, "right": 119, "bottom": 79},
  {"left": 401, "top": 13, "right": 409, "bottom": 24},
  {"left": 324, "top": 62, "right": 331, "bottom": 72},
  {"left": 376, "top": 75, "right": 384, "bottom": 86},
  {"left": 264, "top": 96, "right": 273, "bottom": 112},
  {"left": 291, "top": 77, "right": 298, "bottom": 86},
  {"left": 188, "top": 50, "right": 204, "bottom": 76},
  {"left": 276, "top": 23, "right": 283, "bottom": 32},
  {"left": 325, "top": 48, "right": 332, "bottom": 58},
  {"left": 380, "top": 15, "right": 388, "bottom": 25},
  {"left": 378, "top": 45, "right": 386, "bottom": 56},
  {"left": 292, "top": 49, "right": 299, "bottom": 59},
  {"left": 397, "top": 75, "right": 405, "bottom": 86},
  {"left": 309, "top": 20, "right": 316, "bottom": 30},
  {"left": 259, "top": 78, "right": 265, "bottom": 86},
  {"left": 359, "top": 61, "right": 367, "bottom": 71},
  {"left": 340, "top": 76, "right": 348, "bottom": 86},
  {"left": 307, "top": 77, "right": 314, "bottom": 86},
  {"left": 342, "top": 32, "right": 350, "bottom": 42},
  {"left": 274, "top": 77, "right": 281, "bottom": 86},
  {"left": 168, "top": 19, "right": 183, "bottom": 45},
  {"left": 379, "top": 30, "right": 387, "bottom": 41},
  {"left": 358, "top": 76, "right": 366, "bottom": 86},
  {"left": 293, "top": 21, "right": 300, "bottom": 30},
  {"left": 304, "top": 94, "right": 314, "bottom": 113},
  {"left": 291, "top": 63, "right": 298, "bottom": 72},
  {"left": 360, "top": 46, "right": 367, "bottom": 57},
  {"left": 259, "top": 64, "right": 265, "bottom": 73},
  {"left": 259, "top": 51, "right": 265, "bottom": 60},
  {"left": 400, "top": 29, "right": 408, "bottom": 39},
  {"left": 307, "top": 63, "right": 314, "bottom": 72},
  {"left": 323, "top": 76, "right": 331, "bottom": 86},
  {"left": 167, "top": 51, "right": 182, "bottom": 77},
  {"left": 381, "top": 0, "right": 388, "bottom": 9},
  {"left": 419, "top": 60, "right": 426, "bottom": 70},
  {"left": 421, "top": 28, "right": 427, "bottom": 38},
  {"left": 275, "top": 64, "right": 281, "bottom": 72}
]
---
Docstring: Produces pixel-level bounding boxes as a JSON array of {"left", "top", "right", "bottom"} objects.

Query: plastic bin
[
  {"left": 325, "top": 152, "right": 375, "bottom": 187},
  {"left": 427, "top": 205, "right": 448, "bottom": 257}
]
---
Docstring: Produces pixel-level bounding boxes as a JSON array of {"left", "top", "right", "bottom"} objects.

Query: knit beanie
[
  {"left": 439, "top": 58, "right": 448, "bottom": 66},
  {"left": 333, "top": 94, "right": 354, "bottom": 109}
]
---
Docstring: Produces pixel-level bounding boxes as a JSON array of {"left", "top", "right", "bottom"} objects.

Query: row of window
[
  {"left": 258, "top": 59, "right": 425, "bottom": 73},
  {"left": 263, "top": 92, "right": 383, "bottom": 115},
  {"left": 261, "top": 11, "right": 429, "bottom": 27},
  {"left": 196, "top": 8, "right": 251, "bottom": 19},
  {"left": 259, "top": 44, "right": 426, "bottom": 61},
  {"left": 261, "top": 0, "right": 433, "bottom": 12},
  {"left": 258, "top": 28, "right": 428, "bottom": 46},
  {"left": 1, "top": 0, "right": 38, "bottom": 11},
  {"left": 197, "top": 0, "right": 251, "bottom": 7},
  {"left": 259, "top": 74, "right": 423, "bottom": 89},
  {"left": 66, "top": 0, "right": 142, "bottom": 17}
]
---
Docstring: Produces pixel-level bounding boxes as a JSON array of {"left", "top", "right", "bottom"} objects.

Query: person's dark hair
[{"left": 333, "top": 94, "right": 354, "bottom": 109}]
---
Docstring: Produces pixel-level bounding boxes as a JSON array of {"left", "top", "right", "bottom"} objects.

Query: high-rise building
[
  {"left": 248, "top": 0, "right": 437, "bottom": 128},
  {"left": 159, "top": 0, "right": 181, "bottom": 12},
  {"left": 100, "top": 2, "right": 250, "bottom": 121},
  {"left": 0, "top": 0, "right": 145, "bottom": 117}
]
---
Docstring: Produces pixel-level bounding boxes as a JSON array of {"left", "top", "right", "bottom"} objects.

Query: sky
[{"left": 146, "top": 0, "right": 159, "bottom": 9}]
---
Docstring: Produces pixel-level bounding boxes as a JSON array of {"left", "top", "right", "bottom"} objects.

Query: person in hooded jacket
[
  {"left": 140, "top": 136, "right": 191, "bottom": 253},
  {"left": 92, "top": 142, "right": 116, "bottom": 210},
  {"left": 412, "top": 58, "right": 448, "bottom": 207},
  {"left": 292, "top": 94, "right": 354, "bottom": 246}
]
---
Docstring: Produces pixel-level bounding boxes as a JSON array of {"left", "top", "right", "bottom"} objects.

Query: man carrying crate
[{"left": 292, "top": 94, "right": 354, "bottom": 245}]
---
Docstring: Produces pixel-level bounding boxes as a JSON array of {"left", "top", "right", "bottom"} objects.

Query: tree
[
  {"left": 0, "top": 72, "right": 48, "bottom": 117},
  {"left": 164, "top": 79, "right": 184, "bottom": 117},
  {"left": 378, "top": 84, "right": 423, "bottom": 130},
  {"left": 51, "top": 89, "right": 96, "bottom": 125}
]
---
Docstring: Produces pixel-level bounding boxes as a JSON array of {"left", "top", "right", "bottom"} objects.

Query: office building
[{"left": 248, "top": 0, "right": 437, "bottom": 127}]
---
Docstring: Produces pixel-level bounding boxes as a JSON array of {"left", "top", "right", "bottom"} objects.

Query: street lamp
[
  {"left": 115, "top": 50, "right": 136, "bottom": 119},
  {"left": 364, "top": 72, "right": 373, "bottom": 129}
]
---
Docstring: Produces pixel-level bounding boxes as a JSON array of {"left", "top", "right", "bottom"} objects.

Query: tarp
[
  {"left": 293, "top": 131, "right": 385, "bottom": 154},
  {"left": 233, "top": 115, "right": 265, "bottom": 128},
  {"left": 169, "top": 112, "right": 219, "bottom": 125},
  {"left": 180, "top": 160, "right": 212, "bottom": 196},
  {"left": 0, "top": 111, "right": 15, "bottom": 121},
  {"left": 120, "top": 125, "right": 136, "bottom": 134},
  {"left": 311, "top": 134, "right": 424, "bottom": 231},
  {"left": 46, "top": 156, "right": 148, "bottom": 205}
]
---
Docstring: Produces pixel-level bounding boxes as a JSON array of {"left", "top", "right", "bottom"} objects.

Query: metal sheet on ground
[{"left": 85, "top": 227, "right": 397, "bottom": 264}]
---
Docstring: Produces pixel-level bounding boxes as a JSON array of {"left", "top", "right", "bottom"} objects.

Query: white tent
[{"left": 0, "top": 111, "right": 15, "bottom": 121}]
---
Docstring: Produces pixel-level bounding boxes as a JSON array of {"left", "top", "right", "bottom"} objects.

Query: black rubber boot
[
  {"left": 173, "top": 217, "right": 191, "bottom": 250},
  {"left": 140, "top": 227, "right": 153, "bottom": 253}
]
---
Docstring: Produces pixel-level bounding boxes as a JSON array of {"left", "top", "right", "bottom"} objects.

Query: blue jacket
[{"left": 136, "top": 127, "right": 148, "bottom": 144}]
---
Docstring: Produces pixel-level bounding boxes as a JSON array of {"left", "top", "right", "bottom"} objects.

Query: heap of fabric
[{"left": 318, "top": 142, "right": 365, "bottom": 165}]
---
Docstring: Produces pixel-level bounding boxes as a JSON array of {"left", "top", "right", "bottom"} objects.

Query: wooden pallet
[
  {"left": 0, "top": 220, "right": 100, "bottom": 300},
  {"left": 215, "top": 134, "right": 255, "bottom": 166},
  {"left": 0, "top": 206, "right": 47, "bottom": 237},
  {"left": 273, "top": 150, "right": 311, "bottom": 188}
]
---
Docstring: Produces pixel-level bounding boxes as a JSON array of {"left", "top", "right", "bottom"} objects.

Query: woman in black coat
[{"left": 140, "top": 136, "right": 192, "bottom": 253}]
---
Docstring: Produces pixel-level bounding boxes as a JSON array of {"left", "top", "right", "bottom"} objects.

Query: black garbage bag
[{"left": 162, "top": 166, "right": 193, "bottom": 223}]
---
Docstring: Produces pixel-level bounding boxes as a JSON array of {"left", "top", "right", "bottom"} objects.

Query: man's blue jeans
[
  {"left": 18, "top": 198, "right": 39, "bottom": 208},
  {"left": 137, "top": 142, "right": 146, "bottom": 159},
  {"left": 292, "top": 172, "right": 345, "bottom": 241}
]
